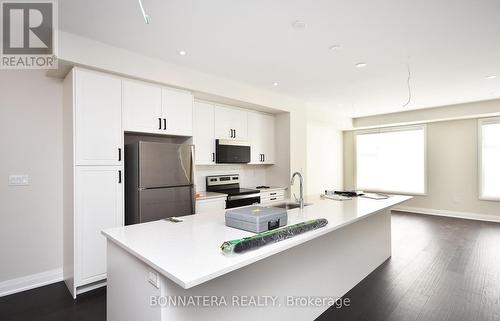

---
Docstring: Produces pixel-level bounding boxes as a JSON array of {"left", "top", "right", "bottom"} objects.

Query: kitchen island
[{"left": 102, "top": 195, "right": 411, "bottom": 321}]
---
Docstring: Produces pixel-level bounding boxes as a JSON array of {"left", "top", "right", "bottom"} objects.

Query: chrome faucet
[{"left": 290, "top": 172, "right": 304, "bottom": 209}]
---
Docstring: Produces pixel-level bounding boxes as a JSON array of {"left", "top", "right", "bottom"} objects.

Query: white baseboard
[
  {"left": 0, "top": 268, "right": 63, "bottom": 297},
  {"left": 393, "top": 206, "right": 500, "bottom": 223}
]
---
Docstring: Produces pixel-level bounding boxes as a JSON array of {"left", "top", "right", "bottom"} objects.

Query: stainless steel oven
[{"left": 206, "top": 174, "right": 260, "bottom": 208}]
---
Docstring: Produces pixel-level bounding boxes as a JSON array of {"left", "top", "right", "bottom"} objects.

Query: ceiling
[{"left": 60, "top": 0, "right": 500, "bottom": 117}]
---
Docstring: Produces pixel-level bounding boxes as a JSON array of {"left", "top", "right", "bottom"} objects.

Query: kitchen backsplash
[{"left": 195, "top": 165, "right": 267, "bottom": 191}]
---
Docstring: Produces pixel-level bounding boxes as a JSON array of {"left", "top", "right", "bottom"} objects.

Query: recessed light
[
  {"left": 272, "top": 82, "right": 279, "bottom": 87},
  {"left": 291, "top": 20, "right": 307, "bottom": 30},
  {"left": 178, "top": 50, "right": 187, "bottom": 56},
  {"left": 486, "top": 75, "right": 497, "bottom": 79},
  {"left": 355, "top": 62, "right": 367, "bottom": 68}
]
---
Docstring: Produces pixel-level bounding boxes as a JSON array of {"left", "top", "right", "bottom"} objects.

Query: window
[
  {"left": 479, "top": 118, "right": 500, "bottom": 200},
  {"left": 356, "top": 125, "right": 426, "bottom": 194}
]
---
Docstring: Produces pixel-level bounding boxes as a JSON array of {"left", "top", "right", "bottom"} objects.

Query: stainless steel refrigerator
[{"left": 125, "top": 141, "right": 195, "bottom": 225}]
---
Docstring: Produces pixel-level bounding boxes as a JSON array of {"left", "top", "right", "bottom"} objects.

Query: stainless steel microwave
[{"left": 215, "top": 139, "right": 251, "bottom": 163}]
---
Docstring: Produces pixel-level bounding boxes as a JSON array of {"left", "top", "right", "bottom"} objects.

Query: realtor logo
[{"left": 1, "top": 0, "right": 58, "bottom": 69}]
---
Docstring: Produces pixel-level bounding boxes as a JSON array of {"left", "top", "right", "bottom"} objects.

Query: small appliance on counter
[
  {"left": 206, "top": 174, "right": 260, "bottom": 208},
  {"left": 225, "top": 206, "right": 288, "bottom": 233}
]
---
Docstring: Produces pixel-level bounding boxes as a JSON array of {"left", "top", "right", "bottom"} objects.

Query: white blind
[
  {"left": 480, "top": 120, "right": 500, "bottom": 199},
  {"left": 356, "top": 126, "right": 426, "bottom": 194}
]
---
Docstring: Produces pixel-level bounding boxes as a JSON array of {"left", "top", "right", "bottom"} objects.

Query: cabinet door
[
  {"left": 214, "top": 105, "right": 248, "bottom": 140},
  {"left": 75, "top": 166, "right": 123, "bottom": 285},
  {"left": 196, "top": 198, "right": 226, "bottom": 214},
  {"left": 247, "top": 112, "right": 275, "bottom": 164},
  {"left": 122, "top": 80, "right": 162, "bottom": 134},
  {"left": 248, "top": 112, "right": 264, "bottom": 163},
  {"left": 261, "top": 113, "right": 275, "bottom": 164},
  {"left": 162, "top": 88, "right": 193, "bottom": 136},
  {"left": 193, "top": 102, "right": 215, "bottom": 164},
  {"left": 75, "top": 69, "right": 122, "bottom": 165}
]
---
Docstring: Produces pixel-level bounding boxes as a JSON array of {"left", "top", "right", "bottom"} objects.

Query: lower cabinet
[
  {"left": 259, "top": 189, "right": 286, "bottom": 205},
  {"left": 196, "top": 197, "right": 226, "bottom": 214},
  {"left": 68, "top": 166, "right": 124, "bottom": 297}
]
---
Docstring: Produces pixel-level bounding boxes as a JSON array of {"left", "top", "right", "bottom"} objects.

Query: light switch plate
[{"left": 8, "top": 175, "right": 30, "bottom": 186}]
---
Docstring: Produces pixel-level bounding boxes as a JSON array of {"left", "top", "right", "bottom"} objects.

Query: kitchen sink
[{"left": 273, "top": 202, "right": 312, "bottom": 210}]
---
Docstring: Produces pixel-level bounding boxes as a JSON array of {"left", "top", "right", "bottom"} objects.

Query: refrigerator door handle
[{"left": 191, "top": 186, "right": 196, "bottom": 214}]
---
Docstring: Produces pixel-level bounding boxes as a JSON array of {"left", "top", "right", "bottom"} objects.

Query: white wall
[
  {"left": 307, "top": 124, "right": 343, "bottom": 195},
  {"left": 306, "top": 107, "right": 345, "bottom": 196},
  {"left": 0, "top": 71, "right": 63, "bottom": 284}
]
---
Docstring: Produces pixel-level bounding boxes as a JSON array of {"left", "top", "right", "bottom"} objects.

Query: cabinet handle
[
  {"left": 270, "top": 197, "right": 277, "bottom": 201},
  {"left": 263, "top": 154, "right": 265, "bottom": 162},
  {"left": 233, "top": 129, "right": 236, "bottom": 138},
  {"left": 212, "top": 152, "right": 215, "bottom": 162},
  {"left": 158, "top": 118, "right": 162, "bottom": 130},
  {"left": 118, "top": 148, "right": 122, "bottom": 161},
  {"left": 118, "top": 170, "right": 122, "bottom": 184},
  {"left": 163, "top": 118, "right": 167, "bottom": 130},
  {"left": 270, "top": 192, "right": 277, "bottom": 196}
]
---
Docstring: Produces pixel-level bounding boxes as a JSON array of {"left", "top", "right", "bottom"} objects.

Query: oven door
[{"left": 226, "top": 193, "right": 261, "bottom": 209}]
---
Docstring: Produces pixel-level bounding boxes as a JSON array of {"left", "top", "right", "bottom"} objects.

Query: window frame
[
  {"left": 354, "top": 124, "right": 428, "bottom": 196},
  {"left": 478, "top": 117, "right": 500, "bottom": 202}
]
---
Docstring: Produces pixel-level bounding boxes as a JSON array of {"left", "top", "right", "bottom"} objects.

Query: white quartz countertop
[
  {"left": 195, "top": 191, "right": 228, "bottom": 201},
  {"left": 102, "top": 195, "right": 411, "bottom": 289}
]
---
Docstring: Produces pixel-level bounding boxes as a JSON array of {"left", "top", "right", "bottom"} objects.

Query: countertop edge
[{"left": 102, "top": 195, "right": 411, "bottom": 290}]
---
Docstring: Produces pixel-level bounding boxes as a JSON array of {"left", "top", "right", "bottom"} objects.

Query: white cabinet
[
  {"left": 64, "top": 68, "right": 124, "bottom": 299},
  {"left": 75, "top": 69, "right": 122, "bottom": 165},
  {"left": 75, "top": 166, "right": 123, "bottom": 286},
  {"left": 122, "top": 80, "right": 163, "bottom": 134},
  {"left": 193, "top": 102, "right": 215, "bottom": 165},
  {"left": 248, "top": 112, "right": 275, "bottom": 164},
  {"left": 196, "top": 197, "right": 226, "bottom": 214},
  {"left": 161, "top": 88, "right": 193, "bottom": 136},
  {"left": 260, "top": 188, "right": 286, "bottom": 204},
  {"left": 214, "top": 105, "right": 248, "bottom": 140},
  {"left": 123, "top": 81, "right": 193, "bottom": 136}
]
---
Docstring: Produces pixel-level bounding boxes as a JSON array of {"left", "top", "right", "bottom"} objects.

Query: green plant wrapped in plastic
[{"left": 220, "top": 218, "right": 328, "bottom": 254}]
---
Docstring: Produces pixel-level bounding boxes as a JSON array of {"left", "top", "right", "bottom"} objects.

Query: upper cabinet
[
  {"left": 192, "top": 101, "right": 276, "bottom": 166},
  {"left": 74, "top": 69, "right": 123, "bottom": 166},
  {"left": 161, "top": 88, "right": 193, "bottom": 136},
  {"left": 193, "top": 102, "right": 215, "bottom": 165},
  {"left": 122, "top": 80, "right": 163, "bottom": 134},
  {"left": 122, "top": 80, "right": 193, "bottom": 136},
  {"left": 214, "top": 105, "right": 248, "bottom": 140},
  {"left": 248, "top": 112, "right": 275, "bottom": 164}
]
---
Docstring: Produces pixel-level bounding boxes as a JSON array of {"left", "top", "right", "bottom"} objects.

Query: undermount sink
[{"left": 273, "top": 202, "right": 312, "bottom": 210}]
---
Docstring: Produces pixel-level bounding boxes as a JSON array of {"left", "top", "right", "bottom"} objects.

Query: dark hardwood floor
[
  {"left": 1, "top": 212, "right": 499, "bottom": 321},
  {"left": 0, "top": 282, "right": 106, "bottom": 321},
  {"left": 318, "top": 211, "right": 500, "bottom": 321}
]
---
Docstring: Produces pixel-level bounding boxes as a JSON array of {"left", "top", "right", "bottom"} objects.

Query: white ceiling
[{"left": 60, "top": 0, "right": 500, "bottom": 117}]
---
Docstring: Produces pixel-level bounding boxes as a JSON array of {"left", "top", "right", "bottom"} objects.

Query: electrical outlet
[
  {"left": 8, "top": 175, "right": 30, "bottom": 186},
  {"left": 147, "top": 269, "right": 160, "bottom": 288}
]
